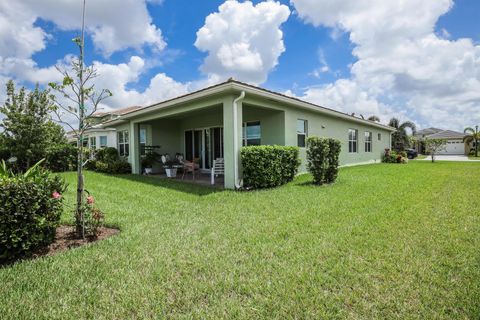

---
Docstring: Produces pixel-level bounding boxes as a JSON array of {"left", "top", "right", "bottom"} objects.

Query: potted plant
[
  {"left": 161, "top": 154, "right": 181, "bottom": 178},
  {"left": 142, "top": 151, "right": 159, "bottom": 175}
]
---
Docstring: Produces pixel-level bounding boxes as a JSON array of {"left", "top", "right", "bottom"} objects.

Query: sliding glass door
[{"left": 184, "top": 127, "right": 223, "bottom": 170}]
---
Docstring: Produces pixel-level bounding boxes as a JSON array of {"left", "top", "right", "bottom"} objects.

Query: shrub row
[
  {"left": 0, "top": 161, "right": 67, "bottom": 262},
  {"left": 45, "top": 144, "right": 78, "bottom": 172},
  {"left": 241, "top": 145, "right": 300, "bottom": 189},
  {"left": 382, "top": 149, "right": 408, "bottom": 164},
  {"left": 306, "top": 137, "right": 341, "bottom": 185},
  {"left": 86, "top": 147, "right": 131, "bottom": 174}
]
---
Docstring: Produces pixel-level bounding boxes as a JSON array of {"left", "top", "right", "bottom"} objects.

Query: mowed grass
[{"left": 1, "top": 162, "right": 480, "bottom": 319}]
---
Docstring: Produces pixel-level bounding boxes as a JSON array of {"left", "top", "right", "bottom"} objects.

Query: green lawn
[
  {"left": 468, "top": 155, "right": 480, "bottom": 160},
  {"left": 1, "top": 162, "right": 480, "bottom": 319}
]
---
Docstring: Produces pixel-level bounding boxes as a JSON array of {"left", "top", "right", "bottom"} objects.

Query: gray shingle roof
[{"left": 426, "top": 130, "right": 465, "bottom": 139}]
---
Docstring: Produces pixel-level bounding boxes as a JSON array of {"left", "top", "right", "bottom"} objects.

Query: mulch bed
[{"left": 32, "top": 225, "right": 119, "bottom": 258}]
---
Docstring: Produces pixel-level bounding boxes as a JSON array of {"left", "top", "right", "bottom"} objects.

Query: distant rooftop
[{"left": 92, "top": 106, "right": 143, "bottom": 117}]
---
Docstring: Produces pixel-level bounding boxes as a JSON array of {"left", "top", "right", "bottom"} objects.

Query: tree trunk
[{"left": 76, "top": 134, "right": 85, "bottom": 239}]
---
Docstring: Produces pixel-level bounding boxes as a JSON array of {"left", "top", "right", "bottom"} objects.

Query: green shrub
[
  {"left": 306, "top": 137, "right": 329, "bottom": 185},
  {"left": 95, "top": 160, "right": 131, "bottom": 174},
  {"left": 0, "top": 160, "right": 67, "bottom": 262},
  {"left": 306, "top": 137, "right": 341, "bottom": 185},
  {"left": 325, "top": 138, "right": 341, "bottom": 183},
  {"left": 45, "top": 144, "right": 78, "bottom": 172},
  {"left": 382, "top": 149, "right": 407, "bottom": 164},
  {"left": 95, "top": 147, "right": 119, "bottom": 163},
  {"left": 90, "top": 147, "right": 131, "bottom": 174},
  {"left": 241, "top": 145, "right": 300, "bottom": 189}
]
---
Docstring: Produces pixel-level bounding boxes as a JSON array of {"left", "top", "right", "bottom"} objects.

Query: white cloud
[
  {"left": 91, "top": 56, "right": 189, "bottom": 109},
  {"left": 195, "top": 0, "right": 290, "bottom": 84},
  {"left": 291, "top": 0, "right": 480, "bottom": 130},
  {"left": 24, "top": 0, "right": 165, "bottom": 57}
]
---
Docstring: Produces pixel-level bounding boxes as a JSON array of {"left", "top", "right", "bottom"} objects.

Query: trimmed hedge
[
  {"left": 0, "top": 165, "right": 67, "bottom": 261},
  {"left": 88, "top": 147, "right": 131, "bottom": 174},
  {"left": 325, "top": 138, "right": 341, "bottom": 183},
  {"left": 45, "top": 144, "right": 78, "bottom": 172},
  {"left": 306, "top": 137, "right": 341, "bottom": 185},
  {"left": 241, "top": 145, "right": 300, "bottom": 189}
]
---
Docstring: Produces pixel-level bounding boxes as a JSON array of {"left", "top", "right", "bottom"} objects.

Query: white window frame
[
  {"left": 89, "top": 136, "right": 96, "bottom": 150},
  {"left": 297, "top": 119, "right": 308, "bottom": 148},
  {"left": 348, "top": 129, "right": 358, "bottom": 153},
  {"left": 99, "top": 136, "right": 107, "bottom": 148},
  {"left": 365, "top": 131, "right": 372, "bottom": 153},
  {"left": 140, "top": 128, "right": 147, "bottom": 155},
  {"left": 242, "top": 121, "right": 261, "bottom": 146},
  {"left": 117, "top": 131, "right": 129, "bottom": 157}
]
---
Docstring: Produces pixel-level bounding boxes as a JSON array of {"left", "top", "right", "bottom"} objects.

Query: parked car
[{"left": 405, "top": 148, "right": 418, "bottom": 159}]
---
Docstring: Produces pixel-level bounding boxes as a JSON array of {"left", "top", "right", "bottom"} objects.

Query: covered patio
[{"left": 127, "top": 95, "right": 286, "bottom": 189}]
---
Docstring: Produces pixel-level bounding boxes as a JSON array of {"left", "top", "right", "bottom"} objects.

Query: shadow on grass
[{"left": 113, "top": 174, "right": 224, "bottom": 196}]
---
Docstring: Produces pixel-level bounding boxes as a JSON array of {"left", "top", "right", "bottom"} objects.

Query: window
[
  {"left": 140, "top": 128, "right": 147, "bottom": 155},
  {"left": 348, "top": 129, "right": 358, "bottom": 153},
  {"left": 89, "top": 137, "right": 96, "bottom": 150},
  {"left": 378, "top": 133, "right": 382, "bottom": 141},
  {"left": 99, "top": 136, "right": 107, "bottom": 147},
  {"left": 297, "top": 119, "right": 308, "bottom": 147},
  {"left": 117, "top": 131, "right": 129, "bottom": 157},
  {"left": 242, "top": 121, "right": 261, "bottom": 146},
  {"left": 365, "top": 131, "right": 372, "bottom": 152}
]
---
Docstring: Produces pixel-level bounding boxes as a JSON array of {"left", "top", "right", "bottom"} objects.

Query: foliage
[
  {"left": 325, "top": 138, "right": 341, "bottom": 183},
  {"left": 388, "top": 117, "right": 416, "bottom": 151},
  {"left": 424, "top": 138, "right": 447, "bottom": 163},
  {"left": 141, "top": 151, "right": 160, "bottom": 169},
  {"left": 82, "top": 194, "right": 104, "bottom": 237},
  {"left": 306, "top": 137, "right": 329, "bottom": 184},
  {"left": 0, "top": 160, "right": 67, "bottom": 262},
  {"left": 463, "top": 125, "right": 479, "bottom": 157},
  {"left": 382, "top": 148, "right": 408, "bottom": 164},
  {"left": 88, "top": 147, "right": 131, "bottom": 174},
  {"left": 0, "top": 81, "right": 66, "bottom": 171},
  {"left": 241, "top": 145, "right": 300, "bottom": 189},
  {"left": 306, "top": 137, "right": 342, "bottom": 185},
  {"left": 45, "top": 144, "right": 78, "bottom": 172},
  {"left": 94, "top": 147, "right": 119, "bottom": 163}
]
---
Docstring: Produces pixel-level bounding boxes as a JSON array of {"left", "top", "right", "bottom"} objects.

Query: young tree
[
  {"left": 49, "top": 0, "right": 112, "bottom": 238},
  {"left": 388, "top": 118, "right": 417, "bottom": 151},
  {"left": 424, "top": 138, "right": 447, "bottom": 163},
  {"left": 0, "top": 81, "right": 64, "bottom": 171},
  {"left": 463, "top": 125, "right": 479, "bottom": 157}
]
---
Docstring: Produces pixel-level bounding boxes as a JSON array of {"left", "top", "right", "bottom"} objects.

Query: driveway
[{"left": 421, "top": 155, "right": 480, "bottom": 162}]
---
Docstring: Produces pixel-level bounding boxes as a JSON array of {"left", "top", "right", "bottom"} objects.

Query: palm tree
[
  {"left": 388, "top": 118, "right": 417, "bottom": 151},
  {"left": 464, "top": 125, "right": 479, "bottom": 157},
  {"left": 368, "top": 115, "right": 380, "bottom": 122}
]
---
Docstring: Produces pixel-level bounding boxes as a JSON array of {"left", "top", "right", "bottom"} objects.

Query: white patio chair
[{"left": 211, "top": 158, "right": 224, "bottom": 185}]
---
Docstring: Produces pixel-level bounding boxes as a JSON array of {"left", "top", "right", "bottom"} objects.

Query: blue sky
[{"left": 1, "top": 0, "right": 479, "bottom": 130}]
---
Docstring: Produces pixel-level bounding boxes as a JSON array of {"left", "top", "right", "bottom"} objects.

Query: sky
[{"left": 0, "top": 0, "right": 479, "bottom": 131}]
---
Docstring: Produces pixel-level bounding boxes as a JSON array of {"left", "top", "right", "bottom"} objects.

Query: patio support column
[
  {"left": 223, "top": 95, "right": 243, "bottom": 189},
  {"left": 130, "top": 122, "right": 141, "bottom": 174}
]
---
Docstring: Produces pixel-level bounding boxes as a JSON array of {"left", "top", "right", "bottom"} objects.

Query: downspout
[{"left": 233, "top": 91, "right": 245, "bottom": 189}]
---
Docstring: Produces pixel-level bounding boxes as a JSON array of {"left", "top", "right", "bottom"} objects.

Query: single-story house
[
  {"left": 102, "top": 79, "right": 395, "bottom": 189},
  {"left": 67, "top": 106, "right": 142, "bottom": 150},
  {"left": 414, "top": 128, "right": 468, "bottom": 155}
]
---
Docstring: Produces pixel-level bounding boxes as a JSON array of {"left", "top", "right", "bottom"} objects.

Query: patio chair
[
  {"left": 211, "top": 158, "right": 224, "bottom": 185},
  {"left": 182, "top": 158, "right": 200, "bottom": 180}
]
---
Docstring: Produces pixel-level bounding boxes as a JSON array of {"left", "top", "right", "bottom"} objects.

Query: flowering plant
[{"left": 82, "top": 191, "right": 104, "bottom": 237}]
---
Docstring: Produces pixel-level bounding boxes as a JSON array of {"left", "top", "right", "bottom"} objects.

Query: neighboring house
[
  {"left": 102, "top": 79, "right": 395, "bottom": 189},
  {"left": 414, "top": 128, "right": 468, "bottom": 155},
  {"left": 66, "top": 106, "right": 142, "bottom": 150}
]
